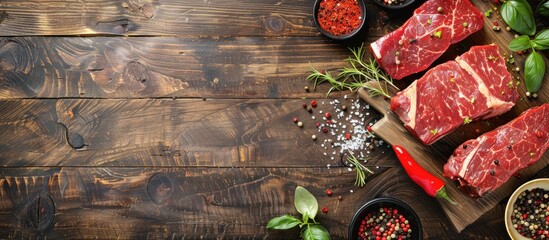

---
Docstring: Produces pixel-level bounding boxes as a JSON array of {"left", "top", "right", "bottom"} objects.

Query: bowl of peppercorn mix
[
  {"left": 313, "top": 0, "right": 367, "bottom": 41},
  {"left": 373, "top": 0, "right": 418, "bottom": 12},
  {"left": 349, "top": 197, "right": 422, "bottom": 240},
  {"left": 505, "top": 178, "right": 549, "bottom": 240}
]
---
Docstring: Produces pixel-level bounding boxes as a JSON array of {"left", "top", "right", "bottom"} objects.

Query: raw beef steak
[
  {"left": 390, "top": 45, "right": 518, "bottom": 145},
  {"left": 371, "top": 0, "right": 483, "bottom": 80},
  {"left": 444, "top": 104, "right": 549, "bottom": 197}
]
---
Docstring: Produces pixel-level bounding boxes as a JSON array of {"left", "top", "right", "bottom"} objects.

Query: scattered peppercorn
[
  {"left": 493, "top": 21, "right": 499, "bottom": 26},
  {"left": 341, "top": 105, "right": 347, "bottom": 111},
  {"left": 493, "top": 26, "right": 501, "bottom": 31},
  {"left": 533, "top": 93, "right": 538, "bottom": 99},
  {"left": 490, "top": 170, "right": 495, "bottom": 175},
  {"left": 293, "top": 116, "right": 298, "bottom": 123},
  {"left": 307, "top": 105, "right": 313, "bottom": 113},
  {"left": 338, "top": 196, "right": 343, "bottom": 200},
  {"left": 494, "top": 160, "right": 499, "bottom": 165},
  {"left": 304, "top": 86, "right": 309, "bottom": 92},
  {"left": 437, "top": 6, "right": 443, "bottom": 13},
  {"left": 326, "top": 189, "right": 333, "bottom": 196},
  {"left": 506, "top": 26, "right": 511, "bottom": 31},
  {"left": 322, "top": 127, "right": 329, "bottom": 133},
  {"left": 463, "top": 22, "right": 468, "bottom": 27},
  {"left": 325, "top": 112, "right": 331, "bottom": 119},
  {"left": 303, "top": 103, "right": 307, "bottom": 109},
  {"left": 311, "top": 100, "right": 317, "bottom": 108},
  {"left": 321, "top": 207, "right": 329, "bottom": 214},
  {"left": 297, "top": 122, "right": 303, "bottom": 127},
  {"left": 366, "top": 125, "right": 372, "bottom": 132},
  {"left": 312, "top": 135, "right": 317, "bottom": 140},
  {"left": 346, "top": 133, "right": 351, "bottom": 140}
]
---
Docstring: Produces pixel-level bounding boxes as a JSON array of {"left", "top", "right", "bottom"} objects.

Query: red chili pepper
[{"left": 392, "top": 145, "right": 457, "bottom": 205}]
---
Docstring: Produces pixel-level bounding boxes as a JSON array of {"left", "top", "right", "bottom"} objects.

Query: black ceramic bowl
[
  {"left": 373, "top": 0, "right": 418, "bottom": 11},
  {"left": 313, "top": 0, "right": 367, "bottom": 41},
  {"left": 349, "top": 198, "right": 423, "bottom": 240}
]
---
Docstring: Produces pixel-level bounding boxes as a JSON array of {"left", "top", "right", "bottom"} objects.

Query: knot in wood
[
  {"left": 123, "top": 61, "right": 149, "bottom": 93},
  {"left": 264, "top": 16, "right": 284, "bottom": 34},
  {"left": 26, "top": 194, "right": 55, "bottom": 232},
  {"left": 68, "top": 133, "right": 85, "bottom": 149},
  {"left": 0, "top": 38, "right": 34, "bottom": 73},
  {"left": 147, "top": 173, "right": 173, "bottom": 205}
]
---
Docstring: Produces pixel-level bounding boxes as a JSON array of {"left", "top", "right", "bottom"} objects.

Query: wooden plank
[
  {"left": 0, "top": 0, "right": 400, "bottom": 37},
  {"left": 0, "top": 166, "right": 509, "bottom": 239},
  {"left": 0, "top": 36, "right": 367, "bottom": 99},
  {"left": 0, "top": 98, "right": 396, "bottom": 168}
]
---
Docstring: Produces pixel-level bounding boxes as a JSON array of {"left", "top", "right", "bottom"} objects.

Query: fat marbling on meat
[
  {"left": 444, "top": 104, "right": 549, "bottom": 197},
  {"left": 371, "top": 0, "right": 483, "bottom": 80},
  {"left": 390, "top": 45, "right": 519, "bottom": 145}
]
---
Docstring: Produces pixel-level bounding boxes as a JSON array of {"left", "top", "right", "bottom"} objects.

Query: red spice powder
[{"left": 317, "top": 0, "right": 362, "bottom": 36}]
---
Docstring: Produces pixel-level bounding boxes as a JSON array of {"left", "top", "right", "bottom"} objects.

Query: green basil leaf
[
  {"left": 524, "top": 51, "right": 546, "bottom": 93},
  {"left": 508, "top": 35, "right": 532, "bottom": 51},
  {"left": 532, "top": 29, "right": 549, "bottom": 50},
  {"left": 267, "top": 215, "right": 301, "bottom": 230},
  {"left": 294, "top": 186, "right": 318, "bottom": 220},
  {"left": 501, "top": 0, "right": 536, "bottom": 35},
  {"left": 301, "top": 226, "right": 314, "bottom": 240},
  {"left": 307, "top": 225, "right": 331, "bottom": 240},
  {"left": 538, "top": 0, "right": 549, "bottom": 17}
]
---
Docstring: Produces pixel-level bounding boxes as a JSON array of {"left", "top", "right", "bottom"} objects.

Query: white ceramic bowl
[{"left": 505, "top": 178, "right": 549, "bottom": 240}]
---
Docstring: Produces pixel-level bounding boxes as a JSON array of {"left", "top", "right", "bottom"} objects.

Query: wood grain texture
[
  {"left": 0, "top": 166, "right": 510, "bottom": 239},
  {"left": 0, "top": 37, "right": 364, "bottom": 99},
  {"left": 0, "top": 98, "right": 396, "bottom": 168},
  {"left": 0, "top": 0, "right": 400, "bottom": 37}
]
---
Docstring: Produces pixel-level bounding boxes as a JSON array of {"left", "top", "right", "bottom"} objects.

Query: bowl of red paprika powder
[
  {"left": 349, "top": 197, "right": 423, "bottom": 240},
  {"left": 313, "top": 0, "right": 367, "bottom": 41}
]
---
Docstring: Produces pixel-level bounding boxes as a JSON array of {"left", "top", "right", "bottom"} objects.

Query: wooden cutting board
[{"left": 359, "top": 85, "right": 548, "bottom": 233}]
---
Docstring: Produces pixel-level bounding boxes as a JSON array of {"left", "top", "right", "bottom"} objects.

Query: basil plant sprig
[
  {"left": 267, "top": 186, "right": 331, "bottom": 240},
  {"left": 508, "top": 30, "right": 549, "bottom": 93},
  {"left": 501, "top": 0, "right": 536, "bottom": 35}
]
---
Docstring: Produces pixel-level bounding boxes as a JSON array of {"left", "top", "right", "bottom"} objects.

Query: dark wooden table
[{"left": 0, "top": 0, "right": 548, "bottom": 239}]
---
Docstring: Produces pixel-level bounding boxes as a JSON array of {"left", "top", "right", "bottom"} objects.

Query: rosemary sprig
[
  {"left": 346, "top": 153, "right": 374, "bottom": 187},
  {"left": 307, "top": 44, "right": 398, "bottom": 98}
]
